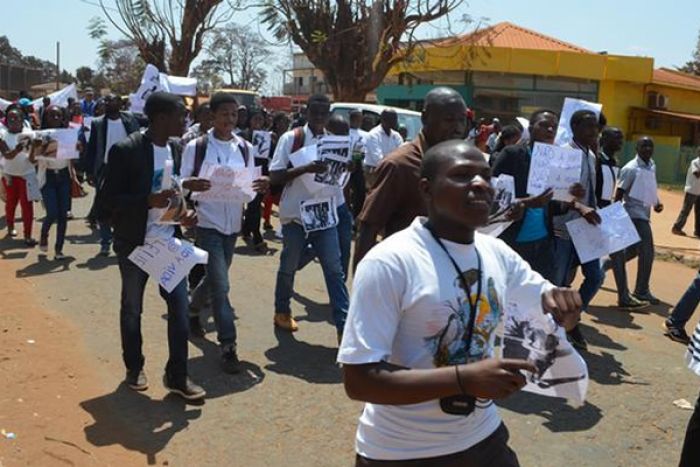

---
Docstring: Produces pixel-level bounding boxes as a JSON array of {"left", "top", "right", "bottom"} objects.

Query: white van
[{"left": 330, "top": 103, "right": 422, "bottom": 140}]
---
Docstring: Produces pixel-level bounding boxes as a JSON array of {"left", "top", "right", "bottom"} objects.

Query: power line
[{"left": 77, "top": 0, "right": 119, "bottom": 13}]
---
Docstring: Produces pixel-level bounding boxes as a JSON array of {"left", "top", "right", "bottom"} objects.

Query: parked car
[{"left": 330, "top": 103, "right": 422, "bottom": 140}]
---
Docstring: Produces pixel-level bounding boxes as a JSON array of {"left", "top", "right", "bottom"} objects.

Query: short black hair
[
  {"left": 327, "top": 113, "right": 349, "bottom": 135},
  {"left": 421, "top": 139, "right": 483, "bottom": 181},
  {"left": 144, "top": 92, "right": 182, "bottom": 120},
  {"left": 209, "top": 92, "right": 239, "bottom": 113},
  {"left": 194, "top": 102, "right": 211, "bottom": 117},
  {"left": 272, "top": 111, "right": 289, "bottom": 126},
  {"left": 307, "top": 94, "right": 330, "bottom": 107},
  {"left": 529, "top": 109, "right": 559, "bottom": 125},
  {"left": 570, "top": 109, "right": 597, "bottom": 128}
]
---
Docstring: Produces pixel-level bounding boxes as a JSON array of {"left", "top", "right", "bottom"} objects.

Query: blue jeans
[
  {"left": 40, "top": 168, "right": 70, "bottom": 252},
  {"left": 190, "top": 227, "right": 237, "bottom": 347},
  {"left": 274, "top": 222, "right": 349, "bottom": 332},
  {"left": 552, "top": 237, "right": 605, "bottom": 311},
  {"left": 99, "top": 221, "right": 112, "bottom": 248},
  {"left": 668, "top": 271, "right": 700, "bottom": 328},
  {"left": 117, "top": 252, "right": 190, "bottom": 383}
]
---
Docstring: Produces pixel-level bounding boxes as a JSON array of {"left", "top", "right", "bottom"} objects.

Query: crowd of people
[{"left": 3, "top": 85, "right": 700, "bottom": 466}]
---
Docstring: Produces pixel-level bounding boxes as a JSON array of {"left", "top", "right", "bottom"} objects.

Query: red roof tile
[
  {"left": 653, "top": 68, "right": 700, "bottom": 91},
  {"left": 438, "top": 22, "right": 592, "bottom": 53}
]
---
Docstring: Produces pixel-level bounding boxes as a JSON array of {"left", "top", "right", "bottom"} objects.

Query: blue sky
[{"left": 4, "top": 0, "right": 698, "bottom": 80}]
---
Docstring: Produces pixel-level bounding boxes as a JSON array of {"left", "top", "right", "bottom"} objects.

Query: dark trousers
[
  {"left": 242, "top": 192, "right": 264, "bottom": 243},
  {"left": 349, "top": 167, "right": 366, "bottom": 218},
  {"left": 355, "top": 424, "right": 519, "bottom": 467},
  {"left": 611, "top": 219, "right": 654, "bottom": 298},
  {"left": 680, "top": 391, "right": 700, "bottom": 467},
  {"left": 118, "top": 252, "right": 190, "bottom": 383},
  {"left": 674, "top": 192, "right": 700, "bottom": 235},
  {"left": 510, "top": 236, "right": 555, "bottom": 282}
]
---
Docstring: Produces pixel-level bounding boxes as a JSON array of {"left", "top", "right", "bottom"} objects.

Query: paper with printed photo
[
  {"left": 566, "top": 202, "right": 640, "bottom": 264},
  {"left": 315, "top": 136, "right": 351, "bottom": 188},
  {"left": 128, "top": 237, "right": 208, "bottom": 293},
  {"left": 502, "top": 301, "right": 588, "bottom": 406},
  {"left": 554, "top": 98, "right": 602, "bottom": 146},
  {"left": 289, "top": 144, "right": 327, "bottom": 193},
  {"left": 253, "top": 130, "right": 272, "bottom": 159},
  {"left": 300, "top": 197, "right": 338, "bottom": 233},
  {"left": 527, "top": 142, "right": 582, "bottom": 202},
  {"left": 478, "top": 174, "right": 515, "bottom": 238}
]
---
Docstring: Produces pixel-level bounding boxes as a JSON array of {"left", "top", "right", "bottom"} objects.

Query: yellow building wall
[
  {"left": 599, "top": 80, "right": 645, "bottom": 136},
  {"left": 647, "top": 84, "right": 700, "bottom": 115}
]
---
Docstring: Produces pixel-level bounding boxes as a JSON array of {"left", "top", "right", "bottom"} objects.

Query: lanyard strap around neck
[{"left": 425, "top": 223, "right": 483, "bottom": 360}]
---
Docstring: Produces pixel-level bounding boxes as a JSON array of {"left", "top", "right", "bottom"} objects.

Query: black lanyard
[{"left": 425, "top": 223, "right": 483, "bottom": 360}]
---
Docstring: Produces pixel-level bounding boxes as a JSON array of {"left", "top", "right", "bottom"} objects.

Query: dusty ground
[{"left": 1, "top": 189, "right": 700, "bottom": 467}]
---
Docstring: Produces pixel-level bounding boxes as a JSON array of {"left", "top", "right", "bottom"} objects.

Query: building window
[{"left": 297, "top": 77, "right": 304, "bottom": 87}]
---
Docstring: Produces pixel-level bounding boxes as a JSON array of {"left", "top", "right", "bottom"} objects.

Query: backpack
[
  {"left": 270, "top": 127, "right": 305, "bottom": 195},
  {"left": 192, "top": 134, "right": 250, "bottom": 177}
]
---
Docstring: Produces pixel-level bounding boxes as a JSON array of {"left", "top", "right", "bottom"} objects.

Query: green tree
[
  {"left": 260, "top": 0, "right": 466, "bottom": 101},
  {"left": 76, "top": 66, "right": 95, "bottom": 89},
  {"left": 679, "top": 30, "right": 700, "bottom": 76}
]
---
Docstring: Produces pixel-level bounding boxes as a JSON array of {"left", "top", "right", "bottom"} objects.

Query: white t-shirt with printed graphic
[
  {"left": 338, "top": 217, "right": 554, "bottom": 461},
  {"left": 145, "top": 143, "right": 176, "bottom": 241}
]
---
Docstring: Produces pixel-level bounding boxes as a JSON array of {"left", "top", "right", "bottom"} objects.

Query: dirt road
[{"left": 1, "top": 189, "right": 699, "bottom": 466}]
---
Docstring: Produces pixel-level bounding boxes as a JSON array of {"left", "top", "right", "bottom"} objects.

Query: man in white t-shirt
[
  {"left": 269, "top": 94, "right": 350, "bottom": 341},
  {"left": 103, "top": 92, "right": 205, "bottom": 401},
  {"left": 363, "top": 110, "right": 403, "bottom": 188},
  {"left": 673, "top": 148, "right": 700, "bottom": 237},
  {"left": 181, "top": 92, "right": 268, "bottom": 374},
  {"left": 338, "top": 139, "right": 581, "bottom": 466}
]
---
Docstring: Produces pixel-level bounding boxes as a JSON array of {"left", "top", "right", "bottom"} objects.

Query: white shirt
[
  {"left": 685, "top": 157, "right": 700, "bottom": 196},
  {"left": 145, "top": 143, "right": 176, "bottom": 241},
  {"left": 363, "top": 125, "right": 403, "bottom": 168},
  {"left": 338, "top": 218, "right": 553, "bottom": 461},
  {"left": 105, "top": 118, "right": 129, "bottom": 163},
  {"left": 269, "top": 124, "right": 345, "bottom": 225},
  {"left": 0, "top": 127, "right": 35, "bottom": 176},
  {"left": 181, "top": 130, "right": 254, "bottom": 235}
]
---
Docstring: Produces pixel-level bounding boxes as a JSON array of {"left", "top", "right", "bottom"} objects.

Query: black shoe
[
  {"left": 189, "top": 316, "right": 206, "bottom": 338},
  {"left": 263, "top": 222, "right": 273, "bottom": 231},
  {"left": 633, "top": 292, "right": 660, "bottom": 305},
  {"left": 663, "top": 320, "right": 691, "bottom": 344},
  {"left": 618, "top": 296, "right": 649, "bottom": 310},
  {"left": 163, "top": 375, "right": 206, "bottom": 400},
  {"left": 567, "top": 325, "right": 588, "bottom": 351},
  {"left": 221, "top": 345, "right": 241, "bottom": 374},
  {"left": 125, "top": 370, "right": 148, "bottom": 391}
]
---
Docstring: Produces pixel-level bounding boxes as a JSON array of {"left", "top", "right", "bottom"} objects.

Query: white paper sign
[
  {"left": 300, "top": 197, "right": 338, "bottom": 233},
  {"left": 35, "top": 128, "right": 80, "bottom": 160},
  {"left": 129, "top": 64, "right": 198, "bottom": 113},
  {"left": 527, "top": 142, "right": 582, "bottom": 201},
  {"left": 252, "top": 131, "right": 272, "bottom": 159},
  {"left": 128, "top": 237, "right": 208, "bottom": 293},
  {"left": 554, "top": 98, "right": 603, "bottom": 146},
  {"left": 628, "top": 169, "right": 658, "bottom": 207},
  {"left": 314, "top": 136, "right": 351, "bottom": 187},
  {"left": 502, "top": 301, "right": 588, "bottom": 406},
  {"left": 31, "top": 84, "right": 79, "bottom": 110},
  {"left": 289, "top": 144, "right": 326, "bottom": 193},
  {"left": 566, "top": 202, "right": 641, "bottom": 264},
  {"left": 193, "top": 162, "right": 260, "bottom": 203}
]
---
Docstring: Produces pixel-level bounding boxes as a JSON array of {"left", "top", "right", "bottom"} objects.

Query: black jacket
[
  {"left": 102, "top": 131, "right": 182, "bottom": 255},
  {"left": 85, "top": 112, "right": 141, "bottom": 179}
]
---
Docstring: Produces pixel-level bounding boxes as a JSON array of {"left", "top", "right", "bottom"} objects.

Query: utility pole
[{"left": 55, "top": 41, "right": 60, "bottom": 91}]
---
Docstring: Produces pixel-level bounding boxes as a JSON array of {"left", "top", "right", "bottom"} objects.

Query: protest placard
[
  {"left": 289, "top": 144, "right": 326, "bottom": 193},
  {"left": 478, "top": 174, "right": 515, "bottom": 238},
  {"left": 253, "top": 131, "right": 272, "bottom": 159},
  {"left": 300, "top": 197, "right": 338, "bottom": 233},
  {"left": 314, "top": 136, "right": 351, "bottom": 188},
  {"left": 35, "top": 128, "right": 80, "bottom": 160},
  {"left": 128, "top": 237, "right": 208, "bottom": 293},
  {"left": 629, "top": 169, "right": 658, "bottom": 207},
  {"left": 502, "top": 301, "right": 588, "bottom": 406},
  {"left": 193, "top": 162, "right": 261, "bottom": 203},
  {"left": 554, "top": 98, "right": 602, "bottom": 146},
  {"left": 526, "top": 142, "right": 582, "bottom": 201},
  {"left": 566, "top": 202, "right": 641, "bottom": 264}
]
